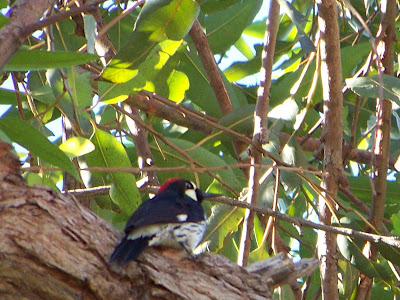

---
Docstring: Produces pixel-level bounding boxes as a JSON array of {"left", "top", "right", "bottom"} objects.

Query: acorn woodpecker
[{"left": 108, "top": 178, "right": 218, "bottom": 265}]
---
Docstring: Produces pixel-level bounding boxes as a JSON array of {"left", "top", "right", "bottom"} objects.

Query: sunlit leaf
[
  {"left": 136, "top": 0, "right": 199, "bottom": 41},
  {"left": 338, "top": 259, "right": 359, "bottom": 298},
  {"left": 100, "top": 39, "right": 183, "bottom": 102},
  {"left": 102, "top": 0, "right": 199, "bottom": 83},
  {"left": 234, "top": 36, "right": 255, "bottom": 60},
  {"left": 59, "top": 137, "right": 95, "bottom": 158},
  {"left": 167, "top": 70, "right": 189, "bottom": 102}
]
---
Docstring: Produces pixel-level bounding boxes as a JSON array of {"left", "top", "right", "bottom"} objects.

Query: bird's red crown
[{"left": 158, "top": 178, "right": 181, "bottom": 193}]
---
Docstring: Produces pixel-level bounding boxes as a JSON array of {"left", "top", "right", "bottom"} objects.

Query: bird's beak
[{"left": 196, "top": 189, "right": 221, "bottom": 200}]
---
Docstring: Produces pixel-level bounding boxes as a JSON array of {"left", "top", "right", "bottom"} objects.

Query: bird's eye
[
  {"left": 185, "top": 181, "right": 194, "bottom": 190},
  {"left": 184, "top": 181, "right": 198, "bottom": 200}
]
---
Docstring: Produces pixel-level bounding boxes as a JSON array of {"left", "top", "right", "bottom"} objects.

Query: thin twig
[
  {"left": 112, "top": 104, "right": 239, "bottom": 196},
  {"left": 23, "top": 0, "right": 106, "bottom": 36},
  {"left": 62, "top": 185, "right": 400, "bottom": 250}
]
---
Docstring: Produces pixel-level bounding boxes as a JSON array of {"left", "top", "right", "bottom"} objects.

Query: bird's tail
[{"left": 108, "top": 237, "right": 149, "bottom": 265}]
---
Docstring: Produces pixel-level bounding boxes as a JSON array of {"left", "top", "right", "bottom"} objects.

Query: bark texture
[
  {"left": 316, "top": 0, "right": 343, "bottom": 298},
  {"left": 0, "top": 0, "right": 55, "bottom": 71},
  {"left": 0, "top": 143, "right": 317, "bottom": 299}
]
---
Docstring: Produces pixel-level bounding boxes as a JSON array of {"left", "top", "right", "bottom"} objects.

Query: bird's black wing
[{"left": 124, "top": 190, "right": 204, "bottom": 234}]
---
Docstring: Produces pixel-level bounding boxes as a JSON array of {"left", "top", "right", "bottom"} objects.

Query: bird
[{"left": 108, "top": 178, "right": 219, "bottom": 265}]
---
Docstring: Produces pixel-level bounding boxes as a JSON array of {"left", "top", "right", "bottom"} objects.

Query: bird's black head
[{"left": 158, "top": 178, "right": 220, "bottom": 202}]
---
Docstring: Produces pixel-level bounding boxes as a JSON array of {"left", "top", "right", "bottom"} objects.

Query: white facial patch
[
  {"left": 185, "top": 181, "right": 197, "bottom": 201},
  {"left": 176, "top": 214, "right": 188, "bottom": 222}
]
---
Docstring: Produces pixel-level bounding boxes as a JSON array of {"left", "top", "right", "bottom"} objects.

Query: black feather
[
  {"left": 109, "top": 179, "right": 211, "bottom": 265},
  {"left": 108, "top": 236, "right": 150, "bottom": 265},
  {"left": 124, "top": 190, "right": 205, "bottom": 233}
]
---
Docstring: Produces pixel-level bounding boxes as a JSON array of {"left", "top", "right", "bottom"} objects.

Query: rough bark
[
  {"left": 0, "top": 0, "right": 55, "bottom": 71},
  {"left": 0, "top": 143, "right": 317, "bottom": 299},
  {"left": 316, "top": 0, "right": 343, "bottom": 298}
]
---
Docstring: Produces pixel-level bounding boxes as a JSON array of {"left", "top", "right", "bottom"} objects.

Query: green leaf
[
  {"left": 377, "top": 241, "right": 400, "bottom": 267},
  {"left": 136, "top": 0, "right": 200, "bottom": 41},
  {"left": 337, "top": 222, "right": 393, "bottom": 281},
  {"left": 276, "top": 0, "right": 315, "bottom": 53},
  {"left": 0, "top": 14, "right": 9, "bottom": 28},
  {"left": 85, "top": 129, "right": 141, "bottom": 215},
  {"left": 166, "top": 70, "right": 189, "bottom": 102},
  {"left": 25, "top": 172, "right": 60, "bottom": 192},
  {"left": 4, "top": 50, "right": 98, "bottom": 71},
  {"left": 151, "top": 137, "right": 242, "bottom": 190},
  {"left": 0, "top": 117, "right": 79, "bottom": 180},
  {"left": 100, "top": 39, "right": 182, "bottom": 101},
  {"left": 47, "top": 68, "right": 92, "bottom": 135},
  {"left": 217, "top": 105, "right": 255, "bottom": 141},
  {"left": 92, "top": 201, "right": 125, "bottom": 232},
  {"left": 0, "top": 88, "right": 23, "bottom": 105},
  {"left": 201, "top": 0, "right": 242, "bottom": 14},
  {"left": 59, "top": 137, "right": 95, "bottom": 158},
  {"left": 338, "top": 259, "right": 359, "bottom": 298},
  {"left": 83, "top": 14, "right": 97, "bottom": 54},
  {"left": 341, "top": 42, "right": 371, "bottom": 78},
  {"left": 101, "top": 31, "right": 158, "bottom": 83},
  {"left": 179, "top": 47, "right": 243, "bottom": 117},
  {"left": 0, "top": 0, "right": 8, "bottom": 9},
  {"left": 224, "top": 45, "right": 262, "bottom": 82},
  {"left": 234, "top": 36, "right": 255, "bottom": 60},
  {"left": 203, "top": 204, "right": 244, "bottom": 252},
  {"left": 102, "top": 0, "right": 199, "bottom": 83},
  {"left": 346, "top": 74, "right": 400, "bottom": 106},
  {"left": 392, "top": 212, "right": 400, "bottom": 236},
  {"left": 205, "top": 0, "right": 263, "bottom": 54},
  {"left": 243, "top": 20, "right": 266, "bottom": 39},
  {"left": 344, "top": 175, "right": 400, "bottom": 210}
]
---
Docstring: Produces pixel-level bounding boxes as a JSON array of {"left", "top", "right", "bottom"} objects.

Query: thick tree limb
[
  {"left": 0, "top": 143, "right": 317, "bottom": 299},
  {"left": 0, "top": 0, "right": 55, "bottom": 71}
]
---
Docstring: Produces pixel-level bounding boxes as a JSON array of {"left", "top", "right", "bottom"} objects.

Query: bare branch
[
  {"left": 123, "top": 104, "right": 159, "bottom": 186},
  {"left": 316, "top": 0, "right": 344, "bottom": 297},
  {"left": 189, "top": 20, "right": 233, "bottom": 116},
  {"left": 238, "top": 0, "right": 280, "bottom": 267}
]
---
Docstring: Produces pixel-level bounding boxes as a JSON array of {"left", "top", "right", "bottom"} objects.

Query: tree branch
[
  {"left": 126, "top": 91, "right": 399, "bottom": 171},
  {"left": 0, "top": 0, "right": 55, "bottom": 71},
  {"left": 238, "top": 0, "right": 280, "bottom": 267},
  {"left": 188, "top": 20, "right": 248, "bottom": 162},
  {"left": 316, "top": 0, "right": 344, "bottom": 297}
]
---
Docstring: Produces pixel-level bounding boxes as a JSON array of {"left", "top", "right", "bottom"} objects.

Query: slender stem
[{"left": 238, "top": 0, "right": 280, "bottom": 267}]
